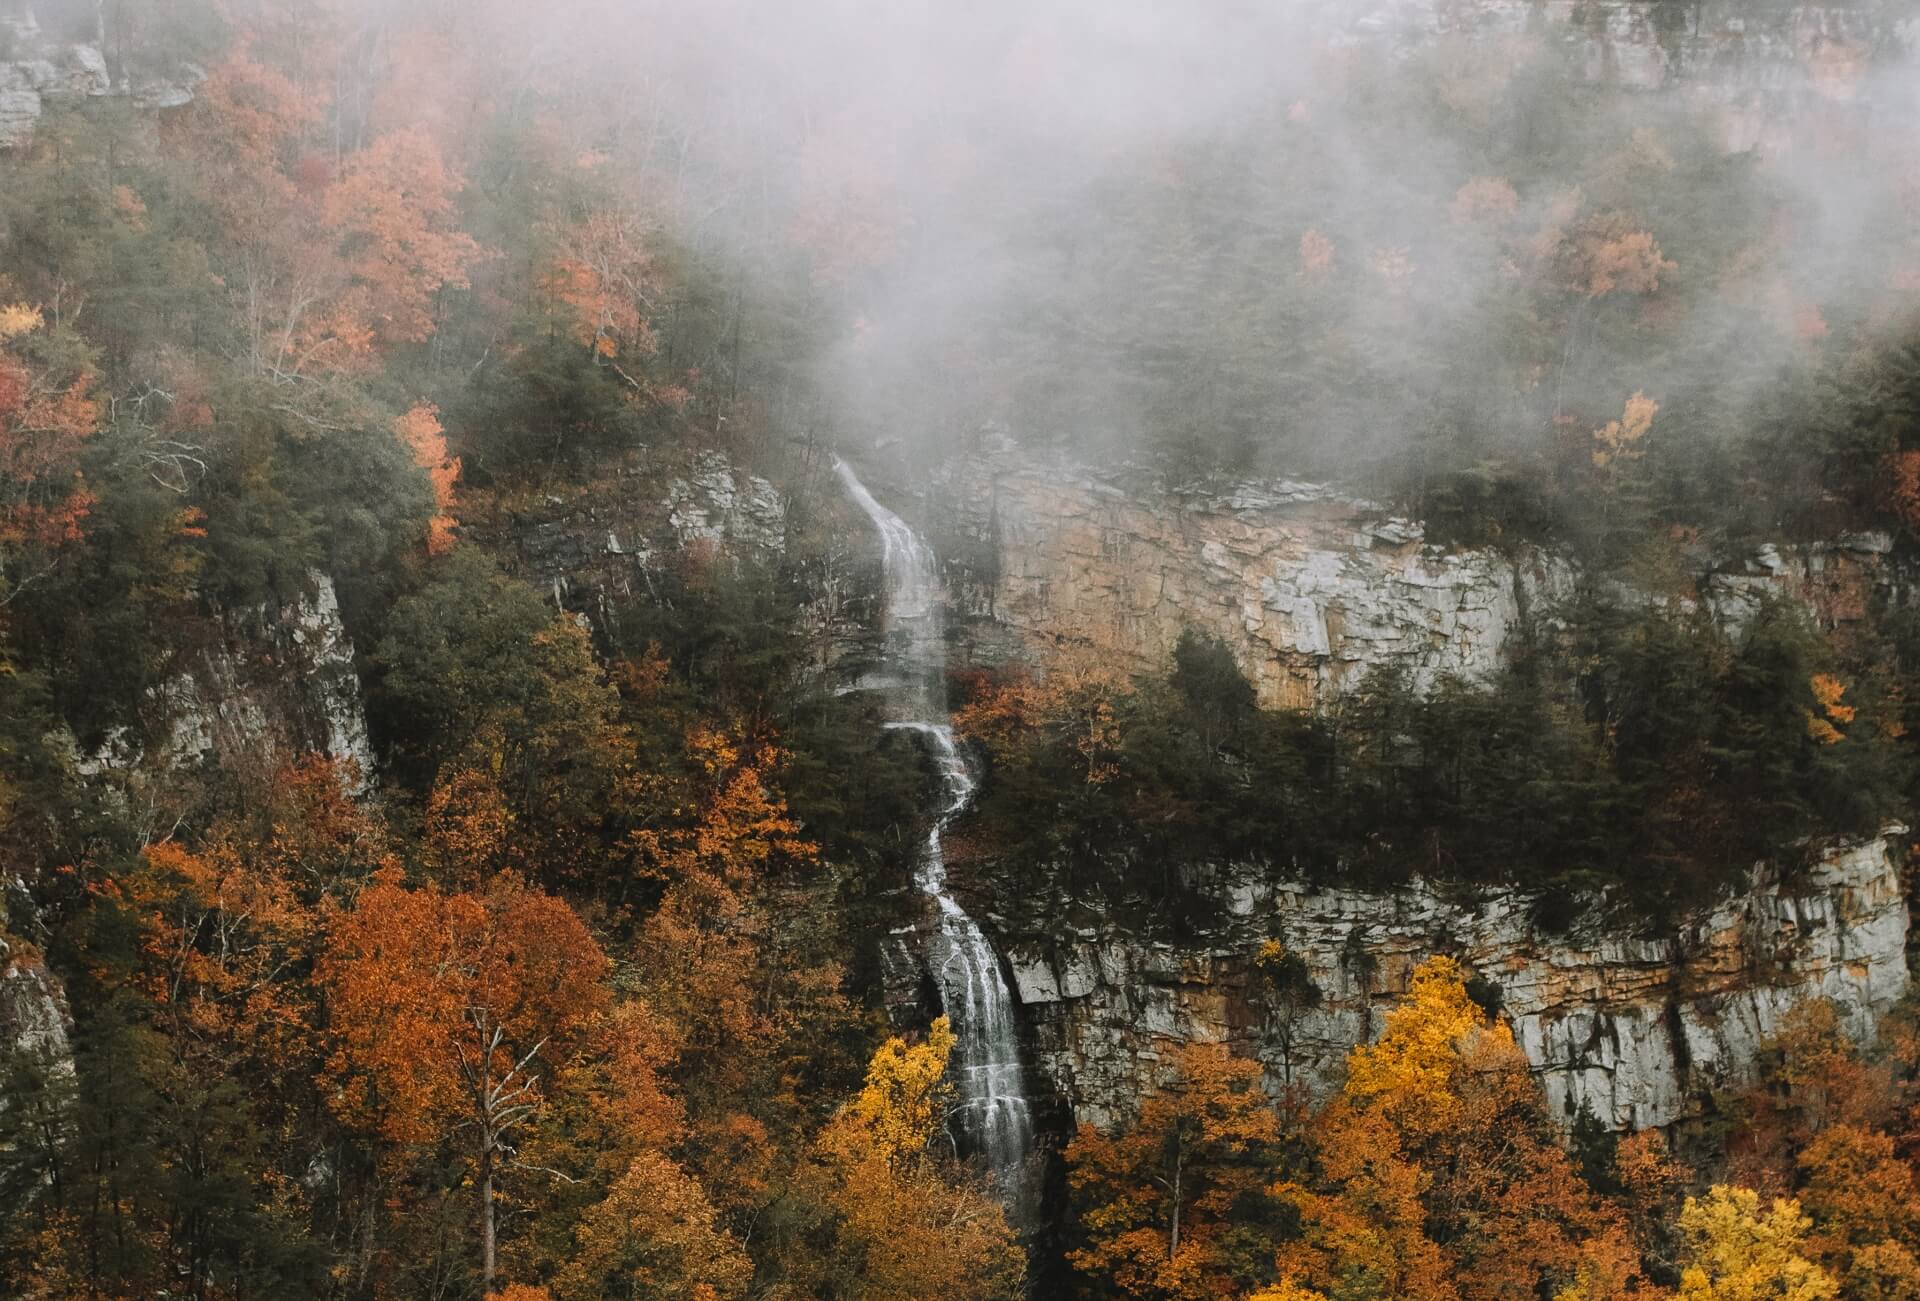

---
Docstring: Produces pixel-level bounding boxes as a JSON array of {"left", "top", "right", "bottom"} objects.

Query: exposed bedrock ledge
[
  {"left": 981, "top": 831, "right": 1909, "bottom": 1133},
  {"left": 927, "top": 446, "right": 1905, "bottom": 710}
]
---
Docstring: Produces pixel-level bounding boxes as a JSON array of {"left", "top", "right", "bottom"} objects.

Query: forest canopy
[{"left": 3, "top": 1, "right": 1920, "bottom": 1298}]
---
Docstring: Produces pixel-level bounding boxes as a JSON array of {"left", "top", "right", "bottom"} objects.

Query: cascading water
[{"left": 835, "top": 458, "right": 1037, "bottom": 1211}]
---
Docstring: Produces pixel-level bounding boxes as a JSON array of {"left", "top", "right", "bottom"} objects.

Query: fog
[{"left": 469, "top": 0, "right": 1920, "bottom": 491}]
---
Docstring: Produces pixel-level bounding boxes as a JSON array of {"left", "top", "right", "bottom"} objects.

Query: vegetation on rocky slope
[{"left": 4, "top": 1, "right": 1920, "bottom": 1298}]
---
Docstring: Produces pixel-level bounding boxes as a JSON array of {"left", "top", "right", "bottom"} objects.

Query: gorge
[{"left": 7, "top": 0, "right": 1920, "bottom": 1293}]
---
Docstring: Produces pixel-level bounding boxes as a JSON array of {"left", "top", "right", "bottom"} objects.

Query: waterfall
[{"left": 835, "top": 458, "right": 1037, "bottom": 1211}]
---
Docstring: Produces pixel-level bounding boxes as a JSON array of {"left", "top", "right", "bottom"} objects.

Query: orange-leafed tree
[
  {"left": 954, "top": 656, "right": 1132, "bottom": 788},
  {"left": 626, "top": 728, "right": 848, "bottom": 1221},
  {"left": 498, "top": 995, "right": 726, "bottom": 1294},
  {"left": 0, "top": 304, "right": 98, "bottom": 603},
  {"left": 395, "top": 400, "right": 460, "bottom": 554},
  {"left": 1555, "top": 213, "right": 1676, "bottom": 298},
  {"left": 1615, "top": 1128, "right": 1690, "bottom": 1278},
  {"left": 321, "top": 870, "right": 609, "bottom": 1294},
  {"left": 1796, "top": 1123, "right": 1920, "bottom": 1293},
  {"left": 320, "top": 128, "right": 484, "bottom": 354},
  {"left": 540, "top": 208, "right": 661, "bottom": 363},
  {"left": 1307, "top": 957, "right": 1649, "bottom": 1301},
  {"left": 1066, "top": 1042, "right": 1284, "bottom": 1300},
  {"left": 1592, "top": 392, "right": 1658, "bottom": 471},
  {"left": 1885, "top": 449, "right": 1920, "bottom": 536},
  {"left": 112, "top": 754, "right": 383, "bottom": 1077},
  {"left": 629, "top": 729, "right": 821, "bottom": 1079},
  {"left": 554, "top": 1150, "right": 752, "bottom": 1301},
  {"left": 1269, "top": 1100, "right": 1456, "bottom": 1301},
  {"left": 422, "top": 763, "right": 517, "bottom": 887}
]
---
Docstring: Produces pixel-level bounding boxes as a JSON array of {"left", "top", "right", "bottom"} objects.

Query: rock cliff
[
  {"left": 868, "top": 447, "right": 1919, "bottom": 1134},
  {"left": 490, "top": 448, "right": 794, "bottom": 641},
  {"left": 926, "top": 446, "right": 1904, "bottom": 709},
  {"left": 987, "top": 832, "right": 1908, "bottom": 1132},
  {"left": 80, "top": 571, "right": 374, "bottom": 797},
  {"left": 0, "top": 0, "right": 201, "bottom": 148},
  {"left": 930, "top": 451, "right": 1561, "bottom": 709}
]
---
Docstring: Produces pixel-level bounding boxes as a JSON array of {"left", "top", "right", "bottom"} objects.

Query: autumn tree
[
  {"left": 1727, "top": 1001, "right": 1889, "bottom": 1194},
  {"left": 395, "top": 400, "right": 459, "bottom": 554},
  {"left": 321, "top": 870, "right": 609, "bottom": 1294},
  {"left": 626, "top": 728, "right": 851, "bottom": 1222},
  {"left": 1269, "top": 1099, "right": 1456, "bottom": 1301},
  {"left": 1677, "top": 1186, "right": 1838, "bottom": 1301},
  {"left": 496, "top": 995, "right": 750, "bottom": 1301},
  {"left": 320, "top": 128, "right": 483, "bottom": 354},
  {"left": 1298, "top": 957, "right": 1648, "bottom": 1301},
  {"left": 553, "top": 1151, "right": 751, "bottom": 1301},
  {"left": 1592, "top": 392, "right": 1658, "bottom": 471},
  {"left": 0, "top": 303, "right": 98, "bottom": 604},
  {"left": 1067, "top": 1042, "right": 1286, "bottom": 1300},
  {"left": 1342, "top": 955, "right": 1488, "bottom": 1138},
  {"left": 799, "top": 1018, "right": 1025, "bottom": 1300},
  {"left": 1797, "top": 1124, "right": 1920, "bottom": 1296},
  {"left": 1554, "top": 212, "right": 1677, "bottom": 298},
  {"left": 540, "top": 208, "right": 662, "bottom": 365}
]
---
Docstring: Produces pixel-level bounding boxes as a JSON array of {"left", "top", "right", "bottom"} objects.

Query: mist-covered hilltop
[{"left": 7, "top": 2, "right": 1920, "bottom": 1299}]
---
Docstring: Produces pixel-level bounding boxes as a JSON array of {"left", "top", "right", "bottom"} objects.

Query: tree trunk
[
  {"left": 480, "top": 1128, "right": 496, "bottom": 1295},
  {"left": 1169, "top": 1151, "right": 1183, "bottom": 1260}
]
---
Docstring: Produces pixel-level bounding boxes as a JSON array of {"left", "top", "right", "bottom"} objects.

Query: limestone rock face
[
  {"left": 928, "top": 447, "right": 1908, "bottom": 710},
  {"left": 891, "top": 448, "right": 1918, "bottom": 1135},
  {"left": 665, "top": 450, "right": 787, "bottom": 552},
  {"left": 499, "top": 451, "right": 791, "bottom": 639},
  {"left": 991, "top": 833, "right": 1909, "bottom": 1132},
  {"left": 1349, "top": 0, "right": 1904, "bottom": 151},
  {"left": 933, "top": 452, "right": 1566, "bottom": 709}
]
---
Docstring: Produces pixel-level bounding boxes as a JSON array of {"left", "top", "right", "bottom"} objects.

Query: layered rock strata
[
  {"left": 991, "top": 832, "right": 1909, "bottom": 1132},
  {"left": 930, "top": 448, "right": 1904, "bottom": 710}
]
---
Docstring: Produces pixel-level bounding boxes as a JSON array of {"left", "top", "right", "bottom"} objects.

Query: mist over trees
[{"left": 4, "top": 0, "right": 1920, "bottom": 1298}]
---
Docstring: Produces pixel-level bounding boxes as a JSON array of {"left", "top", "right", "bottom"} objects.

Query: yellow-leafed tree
[{"left": 1677, "top": 1186, "right": 1838, "bottom": 1301}]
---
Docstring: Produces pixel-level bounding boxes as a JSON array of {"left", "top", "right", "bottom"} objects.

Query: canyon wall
[
  {"left": 896, "top": 445, "right": 1918, "bottom": 1132},
  {"left": 927, "top": 444, "right": 1900, "bottom": 710},
  {"left": 931, "top": 450, "right": 1560, "bottom": 709},
  {"left": 3, "top": 571, "right": 373, "bottom": 1127},
  {"left": 985, "top": 833, "right": 1908, "bottom": 1132},
  {"left": 79, "top": 571, "right": 374, "bottom": 796}
]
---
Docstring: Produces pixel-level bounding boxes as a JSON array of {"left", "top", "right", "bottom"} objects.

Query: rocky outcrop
[
  {"left": 80, "top": 570, "right": 374, "bottom": 799},
  {"left": 991, "top": 831, "right": 1909, "bottom": 1132},
  {"left": 927, "top": 446, "right": 1908, "bottom": 709},
  {"left": 499, "top": 450, "right": 791, "bottom": 638},
  {"left": 931, "top": 450, "right": 1566, "bottom": 709},
  {"left": 1351, "top": 0, "right": 1909, "bottom": 155},
  {"left": 0, "top": 0, "right": 201, "bottom": 148}
]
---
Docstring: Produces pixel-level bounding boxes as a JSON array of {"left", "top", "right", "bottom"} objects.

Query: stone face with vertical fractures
[
  {"left": 932, "top": 450, "right": 1569, "bottom": 710},
  {"left": 991, "top": 832, "right": 1909, "bottom": 1133},
  {"left": 932, "top": 446, "right": 1907, "bottom": 711},
  {"left": 913, "top": 447, "right": 1917, "bottom": 1134}
]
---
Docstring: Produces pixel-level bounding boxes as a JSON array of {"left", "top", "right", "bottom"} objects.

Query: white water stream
[{"left": 835, "top": 459, "right": 1036, "bottom": 1207}]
